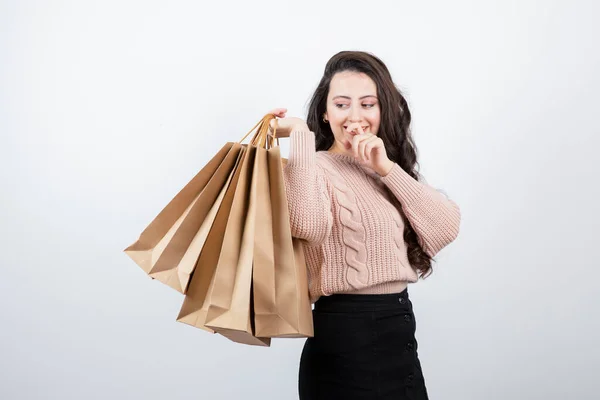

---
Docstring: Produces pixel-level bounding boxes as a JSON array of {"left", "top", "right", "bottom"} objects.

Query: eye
[
  {"left": 335, "top": 104, "right": 348, "bottom": 109},
  {"left": 363, "top": 104, "right": 376, "bottom": 108}
]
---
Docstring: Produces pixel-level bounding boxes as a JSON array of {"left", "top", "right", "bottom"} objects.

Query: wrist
[{"left": 377, "top": 160, "right": 395, "bottom": 177}]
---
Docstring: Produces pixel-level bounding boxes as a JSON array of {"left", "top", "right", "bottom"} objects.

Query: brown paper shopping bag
[
  {"left": 177, "top": 147, "right": 247, "bottom": 333},
  {"left": 176, "top": 116, "right": 272, "bottom": 345},
  {"left": 124, "top": 143, "right": 242, "bottom": 293},
  {"left": 203, "top": 143, "right": 270, "bottom": 347},
  {"left": 252, "top": 142, "right": 314, "bottom": 338},
  {"left": 176, "top": 114, "right": 311, "bottom": 346}
]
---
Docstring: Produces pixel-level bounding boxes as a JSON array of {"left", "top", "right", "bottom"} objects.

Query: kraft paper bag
[
  {"left": 204, "top": 145, "right": 270, "bottom": 347},
  {"left": 177, "top": 147, "right": 247, "bottom": 333},
  {"left": 124, "top": 143, "right": 243, "bottom": 293},
  {"left": 252, "top": 144, "right": 314, "bottom": 338},
  {"left": 150, "top": 114, "right": 307, "bottom": 347},
  {"left": 251, "top": 145, "right": 276, "bottom": 334}
]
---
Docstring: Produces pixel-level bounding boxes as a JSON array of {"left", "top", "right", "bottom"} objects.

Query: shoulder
[
  {"left": 315, "top": 151, "right": 355, "bottom": 170},
  {"left": 315, "top": 151, "right": 333, "bottom": 166},
  {"left": 316, "top": 151, "right": 375, "bottom": 178},
  {"left": 315, "top": 151, "right": 352, "bottom": 178}
]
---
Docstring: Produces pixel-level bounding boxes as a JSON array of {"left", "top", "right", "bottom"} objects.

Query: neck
[{"left": 327, "top": 140, "right": 350, "bottom": 155}]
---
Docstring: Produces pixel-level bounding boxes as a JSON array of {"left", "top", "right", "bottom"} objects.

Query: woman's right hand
[{"left": 267, "top": 108, "right": 309, "bottom": 138}]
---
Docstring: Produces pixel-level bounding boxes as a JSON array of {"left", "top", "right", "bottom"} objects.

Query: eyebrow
[{"left": 332, "top": 95, "right": 378, "bottom": 100}]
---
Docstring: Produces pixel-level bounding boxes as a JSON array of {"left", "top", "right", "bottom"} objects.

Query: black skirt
[{"left": 298, "top": 289, "right": 429, "bottom": 400}]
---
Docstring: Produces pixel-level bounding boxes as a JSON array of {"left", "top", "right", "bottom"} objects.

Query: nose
[{"left": 348, "top": 104, "right": 363, "bottom": 123}]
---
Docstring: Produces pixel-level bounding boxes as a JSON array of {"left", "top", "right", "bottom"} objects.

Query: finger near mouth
[{"left": 343, "top": 125, "right": 370, "bottom": 131}]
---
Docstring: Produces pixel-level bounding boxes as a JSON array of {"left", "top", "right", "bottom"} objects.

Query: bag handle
[
  {"left": 239, "top": 114, "right": 280, "bottom": 149},
  {"left": 255, "top": 116, "right": 280, "bottom": 149}
]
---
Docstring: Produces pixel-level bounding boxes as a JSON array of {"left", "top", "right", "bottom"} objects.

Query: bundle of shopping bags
[{"left": 124, "top": 114, "right": 313, "bottom": 347}]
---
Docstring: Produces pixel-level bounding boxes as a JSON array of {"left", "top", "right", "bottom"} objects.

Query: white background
[{"left": 1, "top": 0, "right": 598, "bottom": 399}]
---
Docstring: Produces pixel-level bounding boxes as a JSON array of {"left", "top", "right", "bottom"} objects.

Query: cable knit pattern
[
  {"left": 283, "top": 130, "right": 461, "bottom": 303},
  {"left": 318, "top": 162, "right": 369, "bottom": 290}
]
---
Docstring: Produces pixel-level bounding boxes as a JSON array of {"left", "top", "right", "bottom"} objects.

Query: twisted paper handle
[{"left": 238, "top": 114, "right": 280, "bottom": 149}]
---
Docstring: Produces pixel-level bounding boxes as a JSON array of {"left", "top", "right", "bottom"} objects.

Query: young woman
[{"left": 268, "top": 50, "right": 461, "bottom": 400}]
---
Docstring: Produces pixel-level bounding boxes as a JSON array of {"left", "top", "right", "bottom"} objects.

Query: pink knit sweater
[{"left": 283, "top": 130, "right": 461, "bottom": 304}]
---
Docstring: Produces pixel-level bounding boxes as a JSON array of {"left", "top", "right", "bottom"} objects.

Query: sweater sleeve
[
  {"left": 283, "top": 130, "right": 333, "bottom": 246},
  {"left": 380, "top": 163, "right": 461, "bottom": 257}
]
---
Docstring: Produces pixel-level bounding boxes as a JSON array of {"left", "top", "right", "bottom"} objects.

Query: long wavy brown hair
[{"left": 306, "top": 50, "right": 433, "bottom": 278}]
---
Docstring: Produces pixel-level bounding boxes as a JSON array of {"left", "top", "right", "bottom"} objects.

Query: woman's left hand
[{"left": 346, "top": 123, "right": 395, "bottom": 177}]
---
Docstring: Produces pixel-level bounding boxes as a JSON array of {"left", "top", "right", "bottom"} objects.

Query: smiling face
[{"left": 323, "top": 70, "right": 381, "bottom": 154}]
